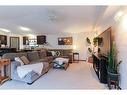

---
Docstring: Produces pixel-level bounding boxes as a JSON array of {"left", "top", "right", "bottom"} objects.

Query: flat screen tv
[{"left": 98, "top": 27, "right": 112, "bottom": 56}]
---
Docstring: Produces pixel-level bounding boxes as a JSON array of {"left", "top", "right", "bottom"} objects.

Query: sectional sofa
[{"left": 2, "top": 50, "right": 54, "bottom": 84}]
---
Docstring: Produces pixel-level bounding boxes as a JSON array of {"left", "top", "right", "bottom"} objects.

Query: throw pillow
[
  {"left": 20, "top": 56, "right": 30, "bottom": 65},
  {"left": 50, "top": 51, "right": 56, "bottom": 56},
  {"left": 55, "top": 51, "right": 60, "bottom": 56},
  {"left": 15, "top": 57, "right": 24, "bottom": 66},
  {"left": 46, "top": 51, "right": 53, "bottom": 56}
]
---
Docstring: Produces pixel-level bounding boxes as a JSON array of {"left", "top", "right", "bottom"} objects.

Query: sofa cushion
[
  {"left": 39, "top": 57, "right": 54, "bottom": 63},
  {"left": 41, "top": 62, "right": 49, "bottom": 73},
  {"left": 46, "top": 51, "right": 52, "bottom": 56},
  {"left": 15, "top": 57, "right": 24, "bottom": 66},
  {"left": 27, "top": 51, "right": 40, "bottom": 62},
  {"left": 2, "top": 53, "right": 27, "bottom": 61},
  {"left": 20, "top": 56, "right": 30, "bottom": 65},
  {"left": 39, "top": 58, "right": 48, "bottom": 62},
  {"left": 29, "top": 59, "right": 46, "bottom": 64},
  {"left": 38, "top": 50, "right": 47, "bottom": 59}
]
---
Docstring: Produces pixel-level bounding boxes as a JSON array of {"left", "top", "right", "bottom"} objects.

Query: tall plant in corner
[
  {"left": 108, "top": 42, "right": 122, "bottom": 73},
  {"left": 107, "top": 42, "right": 122, "bottom": 89},
  {"left": 108, "top": 42, "right": 115, "bottom": 73}
]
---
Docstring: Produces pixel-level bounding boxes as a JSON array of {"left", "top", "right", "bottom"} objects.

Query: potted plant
[
  {"left": 107, "top": 42, "right": 122, "bottom": 89},
  {"left": 93, "top": 37, "right": 103, "bottom": 46}
]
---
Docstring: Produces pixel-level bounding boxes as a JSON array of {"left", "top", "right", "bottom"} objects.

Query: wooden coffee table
[{"left": 0, "top": 59, "right": 11, "bottom": 85}]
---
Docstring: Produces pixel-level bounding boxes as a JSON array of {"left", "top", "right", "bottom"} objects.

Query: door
[{"left": 10, "top": 37, "right": 20, "bottom": 50}]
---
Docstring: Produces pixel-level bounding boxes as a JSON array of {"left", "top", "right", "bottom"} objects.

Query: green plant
[
  {"left": 108, "top": 43, "right": 122, "bottom": 73},
  {"left": 93, "top": 37, "right": 98, "bottom": 46},
  {"left": 93, "top": 37, "right": 103, "bottom": 46}
]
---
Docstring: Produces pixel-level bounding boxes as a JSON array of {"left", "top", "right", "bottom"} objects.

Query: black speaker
[
  {"left": 23, "top": 36, "right": 29, "bottom": 45},
  {"left": 37, "top": 35, "right": 46, "bottom": 45}
]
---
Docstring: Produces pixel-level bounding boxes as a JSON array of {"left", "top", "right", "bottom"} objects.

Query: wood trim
[
  {"left": 98, "top": 27, "right": 111, "bottom": 36},
  {"left": 79, "top": 60, "right": 86, "bottom": 61}
]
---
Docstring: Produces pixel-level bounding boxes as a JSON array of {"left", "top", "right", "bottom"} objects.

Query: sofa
[
  {"left": 48, "top": 49, "right": 73, "bottom": 63},
  {"left": 2, "top": 50, "right": 54, "bottom": 84}
]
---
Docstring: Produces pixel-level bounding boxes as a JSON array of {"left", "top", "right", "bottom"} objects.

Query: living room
[{"left": 0, "top": 5, "right": 127, "bottom": 92}]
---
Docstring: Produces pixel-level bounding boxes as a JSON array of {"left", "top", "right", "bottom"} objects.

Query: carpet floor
[{"left": 0, "top": 62, "right": 107, "bottom": 89}]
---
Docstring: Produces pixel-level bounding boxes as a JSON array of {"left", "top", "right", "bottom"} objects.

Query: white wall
[
  {"left": 115, "top": 26, "right": 127, "bottom": 89},
  {"left": 37, "top": 33, "right": 88, "bottom": 60},
  {"left": 96, "top": 7, "right": 127, "bottom": 89}
]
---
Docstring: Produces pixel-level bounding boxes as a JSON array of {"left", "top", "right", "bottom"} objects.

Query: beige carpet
[{"left": 0, "top": 62, "right": 107, "bottom": 89}]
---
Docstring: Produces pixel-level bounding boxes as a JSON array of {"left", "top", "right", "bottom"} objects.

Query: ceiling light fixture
[
  {"left": 19, "top": 26, "right": 31, "bottom": 31},
  {"left": 120, "top": 14, "right": 127, "bottom": 31},
  {"left": 114, "top": 11, "right": 124, "bottom": 22},
  {"left": 0, "top": 28, "right": 11, "bottom": 32}
]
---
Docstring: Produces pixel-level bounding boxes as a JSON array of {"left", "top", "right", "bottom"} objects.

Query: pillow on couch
[
  {"left": 27, "top": 51, "right": 40, "bottom": 61},
  {"left": 46, "top": 51, "right": 53, "bottom": 56},
  {"left": 38, "top": 50, "right": 47, "bottom": 59},
  {"left": 20, "top": 56, "right": 30, "bottom": 65},
  {"left": 15, "top": 57, "right": 24, "bottom": 66},
  {"left": 50, "top": 51, "right": 56, "bottom": 56}
]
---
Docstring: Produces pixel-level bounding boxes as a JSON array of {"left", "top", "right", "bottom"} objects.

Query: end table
[
  {"left": 73, "top": 53, "right": 79, "bottom": 62},
  {"left": 0, "top": 59, "right": 11, "bottom": 85}
]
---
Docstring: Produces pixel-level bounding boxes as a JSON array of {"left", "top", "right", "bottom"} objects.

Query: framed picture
[{"left": 58, "top": 37, "right": 73, "bottom": 45}]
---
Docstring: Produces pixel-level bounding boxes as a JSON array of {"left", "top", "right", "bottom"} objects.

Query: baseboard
[{"left": 78, "top": 60, "right": 86, "bottom": 61}]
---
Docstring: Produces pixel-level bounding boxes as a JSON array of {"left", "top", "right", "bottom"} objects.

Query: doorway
[{"left": 10, "top": 37, "right": 20, "bottom": 50}]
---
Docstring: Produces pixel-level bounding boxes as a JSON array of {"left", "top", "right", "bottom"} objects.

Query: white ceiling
[{"left": 0, "top": 6, "right": 115, "bottom": 35}]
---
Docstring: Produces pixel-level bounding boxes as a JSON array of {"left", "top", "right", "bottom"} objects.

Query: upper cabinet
[
  {"left": 0, "top": 35, "right": 7, "bottom": 45},
  {"left": 23, "top": 35, "right": 46, "bottom": 45},
  {"left": 37, "top": 35, "right": 46, "bottom": 45},
  {"left": 23, "top": 36, "right": 29, "bottom": 45}
]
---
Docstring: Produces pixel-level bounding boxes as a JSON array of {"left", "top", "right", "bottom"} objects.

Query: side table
[
  {"left": 73, "top": 53, "right": 79, "bottom": 62},
  {"left": 0, "top": 59, "right": 11, "bottom": 84}
]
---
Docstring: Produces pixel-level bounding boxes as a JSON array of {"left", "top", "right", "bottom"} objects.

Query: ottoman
[{"left": 53, "top": 57, "right": 69, "bottom": 70}]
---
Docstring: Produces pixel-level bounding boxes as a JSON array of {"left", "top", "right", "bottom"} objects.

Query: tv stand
[{"left": 93, "top": 54, "right": 108, "bottom": 84}]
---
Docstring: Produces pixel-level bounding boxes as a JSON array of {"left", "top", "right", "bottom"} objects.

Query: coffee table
[{"left": 53, "top": 57, "right": 69, "bottom": 70}]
